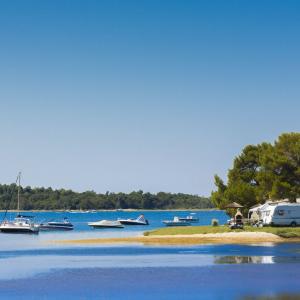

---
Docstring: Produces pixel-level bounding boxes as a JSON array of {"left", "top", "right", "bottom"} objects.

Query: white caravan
[
  {"left": 270, "top": 203, "right": 300, "bottom": 227},
  {"left": 259, "top": 203, "right": 278, "bottom": 225}
]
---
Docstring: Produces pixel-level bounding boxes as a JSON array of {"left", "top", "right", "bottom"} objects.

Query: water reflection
[
  {"left": 1, "top": 265, "right": 300, "bottom": 300},
  {"left": 241, "top": 294, "right": 300, "bottom": 300},
  {"left": 2, "top": 253, "right": 300, "bottom": 280},
  {"left": 214, "top": 255, "right": 300, "bottom": 264},
  {"left": 0, "top": 254, "right": 216, "bottom": 280},
  {"left": 215, "top": 255, "right": 274, "bottom": 264}
]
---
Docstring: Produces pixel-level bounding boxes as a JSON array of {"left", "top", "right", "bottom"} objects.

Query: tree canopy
[
  {"left": 211, "top": 132, "right": 300, "bottom": 209},
  {"left": 0, "top": 184, "right": 213, "bottom": 210}
]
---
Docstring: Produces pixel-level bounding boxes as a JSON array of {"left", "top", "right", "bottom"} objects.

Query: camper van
[{"left": 270, "top": 204, "right": 300, "bottom": 227}]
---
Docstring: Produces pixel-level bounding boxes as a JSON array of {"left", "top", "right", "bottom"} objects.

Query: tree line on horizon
[
  {"left": 0, "top": 185, "right": 213, "bottom": 210},
  {"left": 211, "top": 132, "right": 300, "bottom": 210}
]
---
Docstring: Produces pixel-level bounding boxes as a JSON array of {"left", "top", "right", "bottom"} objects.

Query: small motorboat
[
  {"left": 40, "top": 218, "right": 74, "bottom": 231},
  {"left": 178, "top": 214, "right": 199, "bottom": 223},
  {"left": 118, "top": 214, "right": 149, "bottom": 225},
  {"left": 163, "top": 216, "right": 191, "bottom": 227},
  {"left": 88, "top": 220, "right": 124, "bottom": 228},
  {"left": 0, "top": 215, "right": 40, "bottom": 234}
]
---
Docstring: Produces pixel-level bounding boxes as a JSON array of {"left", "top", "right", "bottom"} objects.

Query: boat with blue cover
[
  {"left": 118, "top": 214, "right": 149, "bottom": 225},
  {"left": 40, "top": 218, "right": 74, "bottom": 231}
]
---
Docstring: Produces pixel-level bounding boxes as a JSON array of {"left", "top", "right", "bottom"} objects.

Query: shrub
[{"left": 211, "top": 218, "right": 219, "bottom": 226}]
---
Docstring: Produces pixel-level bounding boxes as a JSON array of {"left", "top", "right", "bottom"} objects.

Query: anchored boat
[
  {"left": 40, "top": 218, "right": 74, "bottom": 231},
  {"left": 118, "top": 214, "right": 149, "bottom": 225},
  {"left": 163, "top": 216, "right": 191, "bottom": 227},
  {"left": 0, "top": 173, "right": 40, "bottom": 234},
  {"left": 178, "top": 214, "right": 199, "bottom": 223},
  {"left": 0, "top": 215, "right": 40, "bottom": 234},
  {"left": 88, "top": 220, "right": 124, "bottom": 228}
]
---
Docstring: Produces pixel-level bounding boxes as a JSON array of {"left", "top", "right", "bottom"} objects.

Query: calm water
[
  {"left": 0, "top": 209, "right": 229, "bottom": 231},
  {"left": 1, "top": 210, "right": 300, "bottom": 300},
  {"left": 0, "top": 210, "right": 229, "bottom": 249}
]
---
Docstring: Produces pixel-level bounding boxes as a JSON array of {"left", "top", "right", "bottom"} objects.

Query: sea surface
[{"left": 0, "top": 210, "right": 300, "bottom": 300}]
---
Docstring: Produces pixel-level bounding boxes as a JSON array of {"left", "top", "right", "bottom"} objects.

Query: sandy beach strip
[{"left": 54, "top": 232, "right": 300, "bottom": 245}]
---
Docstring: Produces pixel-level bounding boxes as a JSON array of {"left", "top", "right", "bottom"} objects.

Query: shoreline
[
  {"left": 0, "top": 208, "right": 219, "bottom": 212},
  {"left": 54, "top": 232, "right": 300, "bottom": 246}
]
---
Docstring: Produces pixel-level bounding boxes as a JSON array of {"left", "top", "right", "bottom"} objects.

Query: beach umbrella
[{"left": 225, "top": 202, "right": 244, "bottom": 209}]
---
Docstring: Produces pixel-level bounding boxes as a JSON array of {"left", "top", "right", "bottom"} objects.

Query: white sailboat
[{"left": 0, "top": 172, "right": 40, "bottom": 234}]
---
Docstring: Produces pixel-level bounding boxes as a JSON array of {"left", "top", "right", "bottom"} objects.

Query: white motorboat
[
  {"left": 118, "top": 214, "right": 149, "bottom": 225},
  {"left": 0, "top": 173, "right": 40, "bottom": 234},
  {"left": 178, "top": 214, "right": 199, "bottom": 223},
  {"left": 0, "top": 215, "right": 40, "bottom": 234},
  {"left": 88, "top": 220, "right": 124, "bottom": 228},
  {"left": 163, "top": 216, "right": 191, "bottom": 227}
]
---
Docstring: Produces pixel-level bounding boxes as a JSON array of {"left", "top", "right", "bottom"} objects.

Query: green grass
[{"left": 144, "top": 225, "right": 300, "bottom": 238}]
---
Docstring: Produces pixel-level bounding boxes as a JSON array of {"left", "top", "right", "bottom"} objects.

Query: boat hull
[
  {"left": 88, "top": 224, "right": 124, "bottom": 228},
  {"left": 0, "top": 227, "right": 39, "bottom": 234},
  {"left": 118, "top": 220, "right": 148, "bottom": 225},
  {"left": 178, "top": 218, "right": 199, "bottom": 223},
  {"left": 88, "top": 220, "right": 124, "bottom": 228},
  {"left": 39, "top": 225, "right": 74, "bottom": 231},
  {"left": 163, "top": 221, "right": 191, "bottom": 227}
]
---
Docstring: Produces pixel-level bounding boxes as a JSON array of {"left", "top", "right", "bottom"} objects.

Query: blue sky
[{"left": 0, "top": 0, "right": 299, "bottom": 196}]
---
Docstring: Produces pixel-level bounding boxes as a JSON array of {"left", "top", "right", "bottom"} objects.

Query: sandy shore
[{"left": 55, "top": 232, "right": 300, "bottom": 246}]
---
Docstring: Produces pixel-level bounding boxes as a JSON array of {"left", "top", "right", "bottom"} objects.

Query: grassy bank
[
  {"left": 144, "top": 226, "right": 300, "bottom": 238},
  {"left": 57, "top": 226, "right": 300, "bottom": 246}
]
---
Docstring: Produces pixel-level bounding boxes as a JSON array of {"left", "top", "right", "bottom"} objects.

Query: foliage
[
  {"left": 0, "top": 185, "right": 213, "bottom": 210},
  {"left": 211, "top": 218, "right": 219, "bottom": 226},
  {"left": 211, "top": 133, "right": 300, "bottom": 209}
]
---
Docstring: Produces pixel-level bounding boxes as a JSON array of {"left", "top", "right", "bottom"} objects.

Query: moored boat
[
  {"left": 88, "top": 220, "right": 124, "bottom": 228},
  {"left": 0, "top": 173, "right": 40, "bottom": 234},
  {"left": 118, "top": 214, "right": 149, "bottom": 225},
  {"left": 178, "top": 214, "right": 199, "bottom": 223},
  {"left": 40, "top": 218, "right": 74, "bottom": 231},
  {"left": 163, "top": 216, "right": 191, "bottom": 227},
  {"left": 0, "top": 215, "right": 40, "bottom": 234}
]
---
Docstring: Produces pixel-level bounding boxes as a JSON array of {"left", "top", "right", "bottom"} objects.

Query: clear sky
[{"left": 0, "top": 0, "right": 299, "bottom": 196}]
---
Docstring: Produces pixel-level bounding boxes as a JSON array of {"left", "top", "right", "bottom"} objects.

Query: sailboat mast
[{"left": 17, "top": 172, "right": 21, "bottom": 211}]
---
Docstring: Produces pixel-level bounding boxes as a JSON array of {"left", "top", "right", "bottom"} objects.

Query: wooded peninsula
[{"left": 0, "top": 185, "right": 213, "bottom": 210}]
